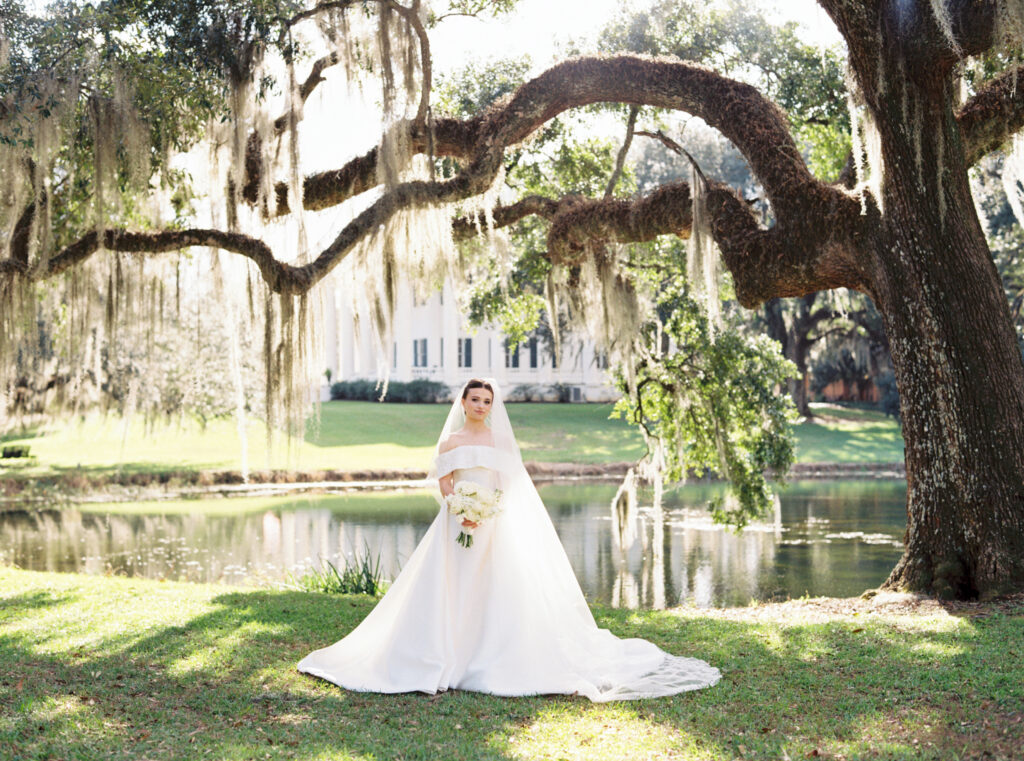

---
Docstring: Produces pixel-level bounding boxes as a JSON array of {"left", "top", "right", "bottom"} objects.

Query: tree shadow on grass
[{"left": 1, "top": 581, "right": 1022, "bottom": 761}]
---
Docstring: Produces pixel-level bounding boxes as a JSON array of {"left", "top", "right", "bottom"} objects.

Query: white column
[
  {"left": 441, "top": 281, "right": 459, "bottom": 386},
  {"left": 393, "top": 288, "right": 413, "bottom": 382}
]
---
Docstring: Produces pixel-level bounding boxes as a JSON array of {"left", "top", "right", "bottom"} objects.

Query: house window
[
  {"left": 440, "top": 337, "right": 444, "bottom": 367},
  {"left": 413, "top": 338, "right": 428, "bottom": 367},
  {"left": 594, "top": 350, "right": 609, "bottom": 370},
  {"left": 488, "top": 339, "right": 492, "bottom": 369},
  {"left": 392, "top": 342, "right": 397, "bottom": 370},
  {"left": 504, "top": 339, "right": 519, "bottom": 369},
  {"left": 528, "top": 337, "right": 538, "bottom": 369},
  {"left": 458, "top": 338, "right": 473, "bottom": 368}
]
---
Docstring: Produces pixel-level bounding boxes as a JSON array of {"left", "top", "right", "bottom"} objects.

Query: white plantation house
[{"left": 322, "top": 280, "right": 618, "bottom": 401}]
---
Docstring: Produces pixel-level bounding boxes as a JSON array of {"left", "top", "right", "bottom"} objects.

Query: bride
[{"left": 297, "top": 378, "right": 721, "bottom": 701}]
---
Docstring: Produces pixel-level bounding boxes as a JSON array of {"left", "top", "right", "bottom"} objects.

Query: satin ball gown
[{"left": 297, "top": 445, "right": 721, "bottom": 701}]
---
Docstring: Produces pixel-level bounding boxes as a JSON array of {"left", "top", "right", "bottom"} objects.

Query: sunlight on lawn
[
  {"left": 2, "top": 569, "right": 1021, "bottom": 761},
  {"left": 167, "top": 620, "right": 291, "bottom": 678},
  {"left": 504, "top": 704, "right": 703, "bottom": 760}
]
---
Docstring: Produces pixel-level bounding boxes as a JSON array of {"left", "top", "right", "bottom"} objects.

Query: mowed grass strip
[
  {"left": 1, "top": 400, "right": 903, "bottom": 481},
  {"left": 2, "top": 567, "right": 1020, "bottom": 761},
  {"left": 0, "top": 402, "right": 643, "bottom": 478}
]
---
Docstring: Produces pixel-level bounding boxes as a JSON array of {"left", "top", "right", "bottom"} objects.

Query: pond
[{"left": 0, "top": 479, "right": 907, "bottom": 609}]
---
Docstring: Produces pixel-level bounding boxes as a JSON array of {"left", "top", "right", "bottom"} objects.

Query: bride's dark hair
[{"left": 462, "top": 378, "right": 494, "bottom": 399}]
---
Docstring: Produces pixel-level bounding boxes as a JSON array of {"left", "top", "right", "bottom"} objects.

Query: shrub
[
  {"left": 387, "top": 379, "right": 450, "bottom": 403},
  {"left": 330, "top": 379, "right": 379, "bottom": 401},
  {"left": 330, "top": 379, "right": 450, "bottom": 403},
  {"left": 507, "top": 383, "right": 542, "bottom": 402},
  {"left": 549, "top": 382, "right": 573, "bottom": 403}
]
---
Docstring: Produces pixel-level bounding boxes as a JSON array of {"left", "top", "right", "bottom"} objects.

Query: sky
[
  {"left": 429, "top": 0, "right": 842, "bottom": 76},
  {"left": 22, "top": 0, "right": 842, "bottom": 68}
]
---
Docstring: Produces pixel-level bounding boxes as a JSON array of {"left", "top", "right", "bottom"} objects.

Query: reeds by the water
[{"left": 288, "top": 546, "right": 386, "bottom": 596}]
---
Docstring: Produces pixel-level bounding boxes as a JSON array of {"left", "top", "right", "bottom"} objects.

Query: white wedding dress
[{"left": 298, "top": 384, "right": 721, "bottom": 701}]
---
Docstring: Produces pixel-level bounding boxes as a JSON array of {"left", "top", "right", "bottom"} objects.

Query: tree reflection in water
[{"left": 0, "top": 481, "right": 905, "bottom": 608}]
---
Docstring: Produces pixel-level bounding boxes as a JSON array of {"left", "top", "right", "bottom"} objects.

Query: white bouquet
[{"left": 445, "top": 480, "right": 503, "bottom": 548}]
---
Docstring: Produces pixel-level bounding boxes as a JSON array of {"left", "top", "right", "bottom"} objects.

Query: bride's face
[{"left": 462, "top": 388, "right": 493, "bottom": 422}]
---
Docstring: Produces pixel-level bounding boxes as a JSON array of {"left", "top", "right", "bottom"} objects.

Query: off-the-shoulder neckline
[{"left": 440, "top": 444, "right": 496, "bottom": 455}]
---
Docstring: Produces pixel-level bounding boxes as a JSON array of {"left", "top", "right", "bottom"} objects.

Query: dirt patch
[{"left": 684, "top": 591, "right": 1024, "bottom": 624}]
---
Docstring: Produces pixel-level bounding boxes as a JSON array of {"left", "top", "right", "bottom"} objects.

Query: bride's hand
[{"left": 461, "top": 518, "right": 479, "bottom": 529}]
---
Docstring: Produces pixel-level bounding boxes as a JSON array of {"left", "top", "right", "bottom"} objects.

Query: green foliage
[
  {"left": 426, "top": 0, "right": 520, "bottom": 26},
  {"left": 288, "top": 547, "right": 386, "bottom": 596},
  {"left": 795, "top": 121, "right": 853, "bottom": 183},
  {"left": 505, "top": 383, "right": 569, "bottom": 402},
  {"left": 600, "top": 0, "right": 848, "bottom": 181},
  {"left": 488, "top": 291, "right": 547, "bottom": 349},
  {"left": 330, "top": 378, "right": 450, "bottom": 403},
  {"left": 614, "top": 280, "right": 797, "bottom": 528},
  {"left": 0, "top": 0, "right": 326, "bottom": 250},
  {"left": 517, "top": 136, "right": 633, "bottom": 198},
  {"left": 435, "top": 57, "right": 532, "bottom": 116},
  {"left": 811, "top": 348, "right": 870, "bottom": 396}
]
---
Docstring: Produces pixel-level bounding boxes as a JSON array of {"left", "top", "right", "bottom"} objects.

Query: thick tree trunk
[
  {"left": 870, "top": 77, "right": 1024, "bottom": 598},
  {"left": 764, "top": 298, "right": 813, "bottom": 418},
  {"left": 789, "top": 340, "right": 811, "bottom": 419}
]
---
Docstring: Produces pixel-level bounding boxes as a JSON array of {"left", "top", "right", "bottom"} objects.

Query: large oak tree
[{"left": 3, "top": 0, "right": 1024, "bottom": 598}]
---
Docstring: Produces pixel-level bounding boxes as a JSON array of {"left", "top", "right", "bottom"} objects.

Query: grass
[
  {"left": 793, "top": 403, "right": 905, "bottom": 464},
  {"left": 285, "top": 546, "right": 387, "bottom": 597},
  {"left": 1, "top": 567, "right": 1021, "bottom": 760},
  {"left": 0, "top": 402, "right": 644, "bottom": 479},
  {"left": 0, "top": 401, "right": 905, "bottom": 485}
]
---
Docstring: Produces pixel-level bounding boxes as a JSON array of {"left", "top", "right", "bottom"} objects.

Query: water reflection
[{"left": 0, "top": 480, "right": 906, "bottom": 608}]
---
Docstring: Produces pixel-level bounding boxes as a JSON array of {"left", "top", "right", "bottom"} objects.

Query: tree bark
[
  {"left": 763, "top": 298, "right": 813, "bottom": 418},
  {"left": 861, "top": 53, "right": 1024, "bottom": 599}
]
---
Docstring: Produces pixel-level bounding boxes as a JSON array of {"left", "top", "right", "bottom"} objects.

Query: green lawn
[
  {"left": 0, "top": 401, "right": 903, "bottom": 482},
  {"left": 793, "top": 403, "right": 906, "bottom": 464},
  {"left": 0, "top": 402, "right": 643, "bottom": 478},
  {"left": 1, "top": 567, "right": 1020, "bottom": 760}
]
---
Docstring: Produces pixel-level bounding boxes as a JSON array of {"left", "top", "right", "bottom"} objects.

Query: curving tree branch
[
  {"left": 547, "top": 182, "right": 693, "bottom": 265},
  {"left": 451, "top": 195, "right": 561, "bottom": 241},
  {"left": 265, "top": 115, "right": 484, "bottom": 213},
  {"left": 959, "top": 64, "right": 1024, "bottom": 167},
  {"left": 6, "top": 53, "right": 876, "bottom": 309},
  {"left": 261, "top": 56, "right": 832, "bottom": 223}
]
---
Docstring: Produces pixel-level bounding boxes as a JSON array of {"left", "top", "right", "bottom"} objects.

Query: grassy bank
[
  {"left": 1, "top": 402, "right": 902, "bottom": 485},
  {"left": 0, "top": 401, "right": 643, "bottom": 480},
  {"left": 1, "top": 568, "right": 1020, "bottom": 760}
]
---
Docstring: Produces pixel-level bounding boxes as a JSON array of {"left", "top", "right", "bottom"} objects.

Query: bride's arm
[
  {"left": 437, "top": 436, "right": 456, "bottom": 497},
  {"left": 439, "top": 471, "right": 455, "bottom": 497}
]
